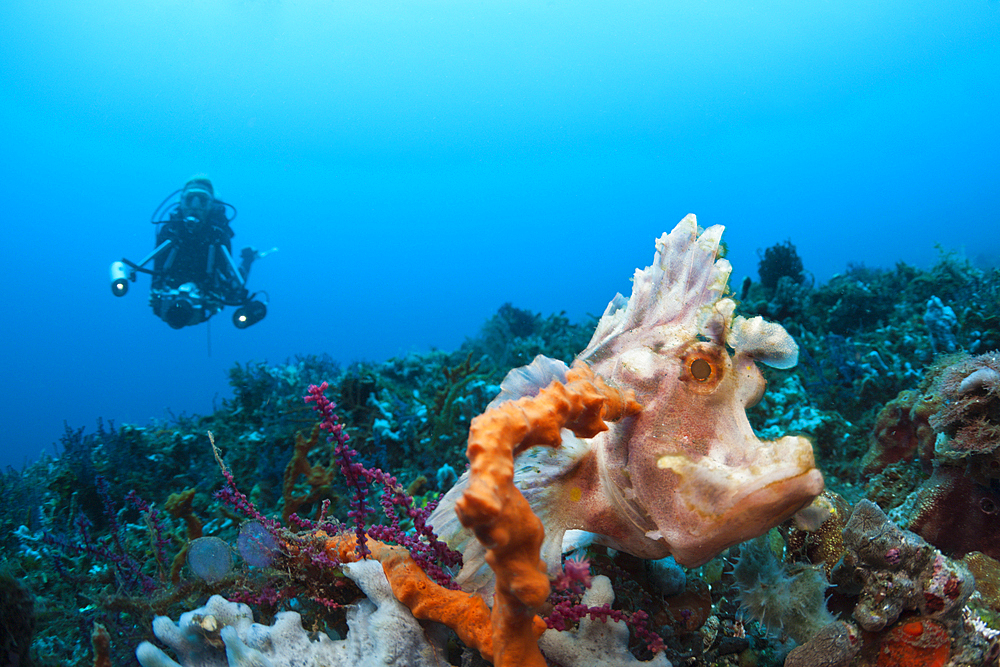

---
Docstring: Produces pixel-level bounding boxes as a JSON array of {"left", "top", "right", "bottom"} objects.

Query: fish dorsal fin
[
  {"left": 486, "top": 354, "right": 570, "bottom": 410},
  {"left": 581, "top": 214, "right": 733, "bottom": 360}
]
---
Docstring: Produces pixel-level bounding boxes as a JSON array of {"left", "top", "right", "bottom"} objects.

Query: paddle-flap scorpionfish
[{"left": 431, "top": 214, "right": 824, "bottom": 594}]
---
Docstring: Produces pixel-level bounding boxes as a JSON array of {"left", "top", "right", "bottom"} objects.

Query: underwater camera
[
  {"left": 155, "top": 283, "right": 211, "bottom": 330},
  {"left": 233, "top": 299, "right": 266, "bottom": 329},
  {"left": 109, "top": 261, "right": 132, "bottom": 296},
  {"left": 163, "top": 298, "right": 198, "bottom": 330}
]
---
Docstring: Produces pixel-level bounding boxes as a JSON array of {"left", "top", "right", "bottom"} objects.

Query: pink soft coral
[{"left": 552, "top": 555, "right": 593, "bottom": 592}]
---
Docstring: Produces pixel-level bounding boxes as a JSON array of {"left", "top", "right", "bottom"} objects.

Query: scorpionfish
[{"left": 430, "top": 214, "right": 825, "bottom": 594}]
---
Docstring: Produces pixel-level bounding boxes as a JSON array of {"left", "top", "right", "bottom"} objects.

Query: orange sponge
[{"left": 455, "top": 362, "right": 641, "bottom": 667}]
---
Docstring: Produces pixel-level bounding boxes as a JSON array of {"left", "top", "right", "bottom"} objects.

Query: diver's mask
[{"left": 179, "top": 184, "right": 214, "bottom": 223}]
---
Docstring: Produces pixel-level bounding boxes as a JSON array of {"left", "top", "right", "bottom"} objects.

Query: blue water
[{"left": 1, "top": 0, "right": 998, "bottom": 470}]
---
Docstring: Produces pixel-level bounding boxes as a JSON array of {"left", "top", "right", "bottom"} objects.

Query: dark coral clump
[
  {"left": 460, "top": 302, "right": 595, "bottom": 373},
  {"left": 0, "top": 571, "right": 36, "bottom": 667},
  {"left": 757, "top": 239, "right": 805, "bottom": 291},
  {"left": 807, "top": 269, "right": 889, "bottom": 335}
]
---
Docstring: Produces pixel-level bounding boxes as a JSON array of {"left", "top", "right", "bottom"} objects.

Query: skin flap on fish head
[{"left": 576, "top": 214, "right": 824, "bottom": 567}]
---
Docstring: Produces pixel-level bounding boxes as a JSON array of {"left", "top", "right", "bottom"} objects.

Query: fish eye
[
  {"left": 681, "top": 342, "right": 726, "bottom": 394},
  {"left": 690, "top": 358, "right": 713, "bottom": 382}
]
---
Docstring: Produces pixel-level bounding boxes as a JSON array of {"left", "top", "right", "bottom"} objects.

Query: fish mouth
[{"left": 652, "top": 435, "right": 825, "bottom": 567}]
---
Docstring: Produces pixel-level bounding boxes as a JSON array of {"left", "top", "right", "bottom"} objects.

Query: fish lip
[
  {"left": 652, "top": 435, "right": 825, "bottom": 567},
  {"left": 690, "top": 468, "right": 823, "bottom": 564}
]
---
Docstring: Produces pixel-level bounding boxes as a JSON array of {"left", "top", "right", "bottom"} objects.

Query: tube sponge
[{"left": 732, "top": 534, "right": 835, "bottom": 644}]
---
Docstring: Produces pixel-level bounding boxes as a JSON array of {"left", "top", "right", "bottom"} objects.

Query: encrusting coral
[
  {"left": 821, "top": 499, "right": 996, "bottom": 665},
  {"left": 837, "top": 500, "right": 973, "bottom": 633},
  {"left": 863, "top": 352, "right": 1000, "bottom": 560},
  {"left": 783, "top": 621, "right": 860, "bottom": 667}
]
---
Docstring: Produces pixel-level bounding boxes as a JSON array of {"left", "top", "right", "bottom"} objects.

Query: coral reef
[
  {"left": 859, "top": 352, "right": 1000, "bottom": 560},
  {"left": 4, "top": 221, "right": 1000, "bottom": 667}
]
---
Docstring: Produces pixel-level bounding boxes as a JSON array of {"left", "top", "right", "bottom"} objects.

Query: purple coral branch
[
  {"left": 545, "top": 601, "right": 666, "bottom": 655},
  {"left": 43, "top": 486, "right": 158, "bottom": 595},
  {"left": 286, "top": 507, "right": 340, "bottom": 535},
  {"left": 305, "top": 382, "right": 462, "bottom": 584},
  {"left": 209, "top": 433, "right": 282, "bottom": 534},
  {"left": 306, "top": 382, "right": 374, "bottom": 558},
  {"left": 124, "top": 489, "right": 170, "bottom": 577}
]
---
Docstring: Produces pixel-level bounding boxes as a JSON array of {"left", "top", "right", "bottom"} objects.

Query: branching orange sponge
[
  {"left": 319, "top": 533, "right": 497, "bottom": 661},
  {"left": 455, "top": 361, "right": 641, "bottom": 667}
]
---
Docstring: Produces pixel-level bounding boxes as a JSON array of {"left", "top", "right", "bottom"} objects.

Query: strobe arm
[
  {"left": 218, "top": 244, "right": 245, "bottom": 287},
  {"left": 109, "top": 239, "right": 174, "bottom": 296}
]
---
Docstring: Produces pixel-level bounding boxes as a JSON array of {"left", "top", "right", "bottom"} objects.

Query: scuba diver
[{"left": 109, "top": 176, "right": 271, "bottom": 329}]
